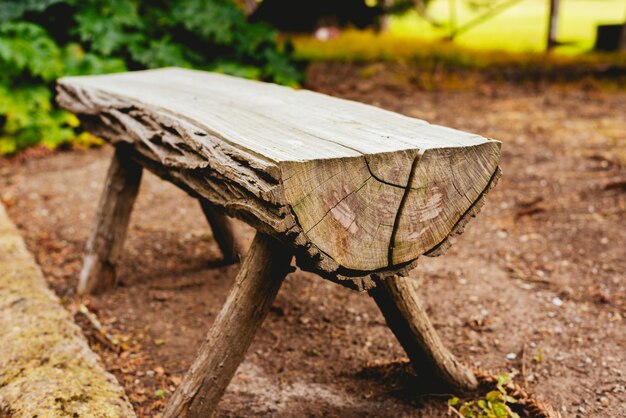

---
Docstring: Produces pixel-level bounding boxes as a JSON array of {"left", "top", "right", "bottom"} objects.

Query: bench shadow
[
  {"left": 118, "top": 257, "right": 239, "bottom": 290},
  {"left": 355, "top": 359, "right": 455, "bottom": 408},
  {"left": 356, "top": 360, "right": 546, "bottom": 417}
]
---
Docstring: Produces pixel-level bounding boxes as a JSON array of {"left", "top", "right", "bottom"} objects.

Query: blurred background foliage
[
  {"left": 1, "top": 0, "right": 624, "bottom": 155},
  {"left": 0, "top": 0, "right": 302, "bottom": 155}
]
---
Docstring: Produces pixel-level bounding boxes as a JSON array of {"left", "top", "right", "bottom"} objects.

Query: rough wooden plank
[
  {"left": 369, "top": 275, "right": 478, "bottom": 390},
  {"left": 78, "top": 145, "right": 143, "bottom": 294},
  {"left": 162, "top": 233, "right": 293, "bottom": 417},
  {"left": 199, "top": 199, "right": 245, "bottom": 263},
  {"left": 0, "top": 203, "right": 135, "bottom": 417},
  {"left": 57, "top": 68, "right": 494, "bottom": 162},
  {"left": 57, "top": 68, "right": 501, "bottom": 288}
]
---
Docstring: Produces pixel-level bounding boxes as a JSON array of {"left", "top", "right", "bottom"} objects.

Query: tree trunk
[
  {"left": 78, "top": 145, "right": 142, "bottom": 294},
  {"left": 546, "top": 0, "right": 560, "bottom": 51},
  {"left": 369, "top": 275, "right": 478, "bottom": 390},
  {"left": 163, "top": 233, "right": 293, "bottom": 417},
  {"left": 618, "top": 8, "right": 626, "bottom": 52}
]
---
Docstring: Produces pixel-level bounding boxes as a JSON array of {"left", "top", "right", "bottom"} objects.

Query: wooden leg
[
  {"left": 77, "top": 147, "right": 142, "bottom": 295},
  {"left": 369, "top": 275, "right": 478, "bottom": 391},
  {"left": 163, "top": 233, "right": 293, "bottom": 417},
  {"left": 199, "top": 199, "right": 244, "bottom": 263}
]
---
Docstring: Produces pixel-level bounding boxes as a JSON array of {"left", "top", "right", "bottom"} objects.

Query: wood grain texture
[
  {"left": 78, "top": 145, "right": 142, "bottom": 294},
  {"left": 370, "top": 275, "right": 478, "bottom": 390},
  {"left": 162, "top": 233, "right": 293, "bottom": 418},
  {"left": 57, "top": 68, "right": 501, "bottom": 289}
]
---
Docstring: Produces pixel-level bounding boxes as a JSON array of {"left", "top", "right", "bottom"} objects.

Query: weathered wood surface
[
  {"left": 78, "top": 145, "right": 143, "bottom": 294},
  {"left": 199, "top": 199, "right": 245, "bottom": 263},
  {"left": 0, "top": 203, "right": 135, "bottom": 417},
  {"left": 163, "top": 233, "right": 293, "bottom": 417},
  {"left": 57, "top": 68, "right": 501, "bottom": 289},
  {"left": 370, "top": 275, "right": 478, "bottom": 390}
]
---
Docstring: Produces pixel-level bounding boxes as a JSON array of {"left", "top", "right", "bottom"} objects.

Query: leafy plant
[
  {"left": 0, "top": 0, "right": 302, "bottom": 155},
  {"left": 448, "top": 373, "right": 520, "bottom": 418}
]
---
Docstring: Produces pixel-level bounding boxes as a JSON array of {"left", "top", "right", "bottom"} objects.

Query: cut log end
[{"left": 283, "top": 141, "right": 501, "bottom": 276}]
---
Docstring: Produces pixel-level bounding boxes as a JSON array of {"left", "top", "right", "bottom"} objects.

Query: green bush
[{"left": 0, "top": 0, "right": 302, "bottom": 155}]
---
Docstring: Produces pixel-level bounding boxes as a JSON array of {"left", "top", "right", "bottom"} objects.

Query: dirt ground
[{"left": 1, "top": 63, "right": 625, "bottom": 417}]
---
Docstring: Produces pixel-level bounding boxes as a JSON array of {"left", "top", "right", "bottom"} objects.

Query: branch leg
[
  {"left": 199, "top": 199, "right": 245, "bottom": 263},
  {"left": 369, "top": 275, "right": 478, "bottom": 391},
  {"left": 78, "top": 146, "right": 142, "bottom": 294},
  {"left": 163, "top": 233, "right": 293, "bottom": 417}
]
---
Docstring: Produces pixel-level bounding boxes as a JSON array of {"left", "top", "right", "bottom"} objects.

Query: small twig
[
  {"left": 270, "top": 330, "right": 281, "bottom": 350},
  {"left": 73, "top": 304, "right": 119, "bottom": 352},
  {"left": 506, "top": 265, "right": 551, "bottom": 285},
  {"left": 447, "top": 405, "right": 465, "bottom": 418}
]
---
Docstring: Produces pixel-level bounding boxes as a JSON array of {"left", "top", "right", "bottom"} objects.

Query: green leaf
[
  {"left": 214, "top": 61, "right": 262, "bottom": 80},
  {"left": 0, "top": 0, "right": 302, "bottom": 155},
  {"left": 73, "top": 0, "right": 142, "bottom": 55},
  {"left": 62, "top": 44, "right": 127, "bottom": 76},
  {"left": 486, "top": 390, "right": 502, "bottom": 403},
  {"left": 0, "top": 22, "right": 63, "bottom": 81},
  {"left": 491, "top": 402, "right": 509, "bottom": 417},
  {"left": 497, "top": 373, "right": 511, "bottom": 387},
  {"left": 129, "top": 37, "right": 191, "bottom": 69},
  {"left": 459, "top": 402, "right": 475, "bottom": 417},
  {"left": 0, "top": 0, "right": 66, "bottom": 23}
]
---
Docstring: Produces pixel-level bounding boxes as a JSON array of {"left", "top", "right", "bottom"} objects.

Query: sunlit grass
[
  {"left": 292, "top": 29, "right": 626, "bottom": 68},
  {"left": 392, "top": 0, "right": 625, "bottom": 53},
  {"left": 292, "top": 0, "right": 626, "bottom": 61}
]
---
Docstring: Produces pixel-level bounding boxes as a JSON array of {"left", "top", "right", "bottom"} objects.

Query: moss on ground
[{"left": 0, "top": 204, "right": 135, "bottom": 417}]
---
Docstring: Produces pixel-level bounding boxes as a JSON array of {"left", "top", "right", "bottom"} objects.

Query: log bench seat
[{"left": 56, "top": 68, "right": 501, "bottom": 417}]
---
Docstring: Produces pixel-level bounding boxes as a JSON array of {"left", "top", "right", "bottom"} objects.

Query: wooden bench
[{"left": 56, "top": 68, "right": 501, "bottom": 417}]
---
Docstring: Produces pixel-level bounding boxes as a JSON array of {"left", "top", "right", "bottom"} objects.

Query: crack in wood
[
  {"left": 425, "top": 166, "right": 501, "bottom": 257},
  {"left": 363, "top": 156, "right": 406, "bottom": 189},
  {"left": 387, "top": 150, "right": 425, "bottom": 267},
  {"left": 304, "top": 176, "right": 372, "bottom": 234}
]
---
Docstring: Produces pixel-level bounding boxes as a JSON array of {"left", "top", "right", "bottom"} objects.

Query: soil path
[{"left": 1, "top": 63, "right": 624, "bottom": 417}]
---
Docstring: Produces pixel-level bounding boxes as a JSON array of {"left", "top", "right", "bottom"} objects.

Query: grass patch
[
  {"left": 392, "top": 0, "right": 626, "bottom": 54},
  {"left": 293, "top": 30, "right": 626, "bottom": 82},
  {"left": 291, "top": 0, "right": 626, "bottom": 81}
]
